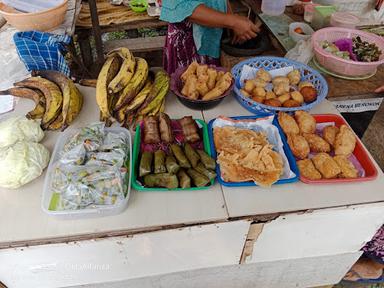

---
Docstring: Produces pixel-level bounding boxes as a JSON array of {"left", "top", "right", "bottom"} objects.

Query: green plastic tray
[{"left": 132, "top": 119, "right": 214, "bottom": 192}]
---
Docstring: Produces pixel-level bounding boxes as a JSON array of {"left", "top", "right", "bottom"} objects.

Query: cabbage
[
  {"left": 0, "top": 142, "right": 50, "bottom": 189},
  {"left": 0, "top": 116, "right": 44, "bottom": 148}
]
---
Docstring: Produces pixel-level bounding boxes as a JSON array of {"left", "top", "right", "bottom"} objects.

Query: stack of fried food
[
  {"left": 180, "top": 62, "right": 233, "bottom": 101},
  {"left": 240, "top": 68, "right": 318, "bottom": 108},
  {"left": 278, "top": 111, "right": 358, "bottom": 180},
  {"left": 213, "top": 126, "right": 284, "bottom": 187},
  {"left": 96, "top": 47, "right": 169, "bottom": 127},
  {"left": 0, "top": 71, "right": 83, "bottom": 131}
]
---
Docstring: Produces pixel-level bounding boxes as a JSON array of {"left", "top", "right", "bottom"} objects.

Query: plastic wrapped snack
[
  {"left": 86, "top": 148, "right": 126, "bottom": 167},
  {"left": 99, "top": 132, "right": 128, "bottom": 151},
  {"left": 63, "top": 123, "right": 105, "bottom": 153},
  {"left": 60, "top": 144, "right": 87, "bottom": 165}
]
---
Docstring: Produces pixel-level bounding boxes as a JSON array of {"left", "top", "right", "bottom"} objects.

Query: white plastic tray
[{"left": 42, "top": 126, "right": 132, "bottom": 219}]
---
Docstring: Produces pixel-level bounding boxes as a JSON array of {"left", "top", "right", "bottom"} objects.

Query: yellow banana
[
  {"left": 0, "top": 87, "right": 46, "bottom": 119},
  {"left": 32, "top": 70, "right": 83, "bottom": 131},
  {"left": 96, "top": 55, "right": 121, "bottom": 123},
  {"left": 139, "top": 79, "right": 169, "bottom": 116},
  {"left": 108, "top": 51, "right": 136, "bottom": 94},
  {"left": 107, "top": 47, "right": 132, "bottom": 59},
  {"left": 47, "top": 114, "right": 63, "bottom": 131},
  {"left": 114, "top": 57, "right": 148, "bottom": 111},
  {"left": 14, "top": 77, "right": 63, "bottom": 129},
  {"left": 149, "top": 98, "right": 166, "bottom": 116}
]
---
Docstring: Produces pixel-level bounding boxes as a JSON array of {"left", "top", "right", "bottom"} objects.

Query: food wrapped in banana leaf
[
  {"left": 187, "top": 168, "right": 210, "bottom": 187},
  {"left": 184, "top": 143, "right": 200, "bottom": 168},
  {"left": 165, "top": 155, "right": 180, "bottom": 174},
  {"left": 139, "top": 151, "right": 153, "bottom": 177},
  {"left": 177, "top": 169, "right": 191, "bottom": 188},
  {"left": 144, "top": 173, "right": 179, "bottom": 189},
  {"left": 154, "top": 150, "right": 166, "bottom": 174},
  {"left": 196, "top": 149, "right": 216, "bottom": 170},
  {"left": 195, "top": 162, "right": 216, "bottom": 181},
  {"left": 179, "top": 116, "right": 200, "bottom": 143},
  {"left": 143, "top": 116, "right": 160, "bottom": 144},
  {"left": 170, "top": 144, "right": 191, "bottom": 168},
  {"left": 159, "top": 113, "right": 173, "bottom": 143}
]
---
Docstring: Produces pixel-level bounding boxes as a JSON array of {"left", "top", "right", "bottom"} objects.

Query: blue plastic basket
[
  {"left": 208, "top": 115, "right": 299, "bottom": 187},
  {"left": 231, "top": 56, "right": 329, "bottom": 114}
]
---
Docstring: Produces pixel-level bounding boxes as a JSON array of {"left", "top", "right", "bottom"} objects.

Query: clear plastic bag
[
  {"left": 63, "top": 123, "right": 105, "bottom": 153},
  {"left": 285, "top": 38, "right": 314, "bottom": 64}
]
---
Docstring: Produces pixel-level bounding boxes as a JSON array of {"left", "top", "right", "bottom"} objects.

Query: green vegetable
[
  {"left": 196, "top": 149, "right": 216, "bottom": 170},
  {"left": 177, "top": 169, "right": 191, "bottom": 188},
  {"left": 154, "top": 150, "right": 166, "bottom": 174},
  {"left": 165, "top": 155, "right": 180, "bottom": 174},
  {"left": 184, "top": 143, "right": 200, "bottom": 168},
  {"left": 194, "top": 162, "right": 216, "bottom": 181},
  {"left": 144, "top": 173, "right": 179, "bottom": 189},
  {"left": 187, "top": 168, "right": 210, "bottom": 187},
  {"left": 139, "top": 151, "right": 153, "bottom": 177},
  {"left": 353, "top": 36, "right": 382, "bottom": 62},
  {"left": 170, "top": 144, "right": 191, "bottom": 168}
]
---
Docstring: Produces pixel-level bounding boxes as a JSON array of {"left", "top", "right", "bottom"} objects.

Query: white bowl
[{"left": 289, "top": 22, "right": 314, "bottom": 42}]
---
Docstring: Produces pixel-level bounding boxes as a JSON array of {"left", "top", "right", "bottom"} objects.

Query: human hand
[
  {"left": 230, "top": 15, "right": 260, "bottom": 44},
  {"left": 375, "top": 85, "right": 384, "bottom": 93}
]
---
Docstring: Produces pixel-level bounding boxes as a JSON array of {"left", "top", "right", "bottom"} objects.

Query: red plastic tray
[{"left": 299, "top": 114, "right": 378, "bottom": 184}]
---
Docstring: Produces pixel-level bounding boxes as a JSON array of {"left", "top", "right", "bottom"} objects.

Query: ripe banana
[
  {"left": 139, "top": 77, "right": 169, "bottom": 116},
  {"left": 108, "top": 50, "right": 136, "bottom": 94},
  {"left": 47, "top": 114, "right": 64, "bottom": 131},
  {"left": 14, "top": 77, "right": 63, "bottom": 129},
  {"left": 0, "top": 87, "right": 46, "bottom": 119},
  {"left": 137, "top": 70, "right": 169, "bottom": 114},
  {"left": 114, "top": 57, "right": 148, "bottom": 111},
  {"left": 149, "top": 98, "right": 166, "bottom": 116},
  {"left": 32, "top": 70, "right": 83, "bottom": 131},
  {"left": 96, "top": 55, "right": 121, "bottom": 123}
]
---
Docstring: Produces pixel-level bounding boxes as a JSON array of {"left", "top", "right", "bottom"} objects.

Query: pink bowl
[{"left": 312, "top": 27, "right": 384, "bottom": 77}]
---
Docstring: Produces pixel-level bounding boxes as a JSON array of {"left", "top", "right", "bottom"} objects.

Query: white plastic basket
[{"left": 42, "top": 127, "right": 132, "bottom": 219}]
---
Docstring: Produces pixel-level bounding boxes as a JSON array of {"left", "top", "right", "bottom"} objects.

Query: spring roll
[
  {"left": 165, "top": 155, "right": 180, "bottom": 174},
  {"left": 177, "top": 169, "right": 191, "bottom": 189},
  {"left": 184, "top": 143, "right": 200, "bottom": 168},
  {"left": 196, "top": 150, "right": 216, "bottom": 170},
  {"left": 139, "top": 151, "right": 153, "bottom": 177},
  {"left": 170, "top": 144, "right": 191, "bottom": 168},
  {"left": 195, "top": 162, "right": 216, "bottom": 181},
  {"left": 187, "top": 168, "right": 210, "bottom": 187},
  {"left": 154, "top": 150, "right": 166, "bottom": 174},
  {"left": 144, "top": 173, "right": 179, "bottom": 189}
]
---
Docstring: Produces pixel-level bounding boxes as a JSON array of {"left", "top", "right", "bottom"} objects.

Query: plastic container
[
  {"left": 314, "top": 0, "right": 371, "bottom": 13},
  {"left": 289, "top": 22, "right": 314, "bottom": 42},
  {"left": 132, "top": 119, "right": 215, "bottom": 192},
  {"left": 295, "top": 114, "right": 378, "bottom": 184},
  {"left": 130, "top": 0, "right": 148, "bottom": 13},
  {"left": 2, "top": 0, "right": 64, "bottom": 13},
  {"left": 42, "top": 127, "right": 132, "bottom": 219},
  {"left": 0, "top": 0, "right": 68, "bottom": 31},
  {"left": 208, "top": 115, "right": 299, "bottom": 187},
  {"left": 312, "top": 27, "right": 384, "bottom": 77},
  {"left": 330, "top": 12, "right": 360, "bottom": 29},
  {"left": 261, "top": 0, "right": 286, "bottom": 16},
  {"left": 311, "top": 5, "right": 336, "bottom": 30},
  {"left": 304, "top": 3, "right": 320, "bottom": 22},
  {"left": 231, "top": 56, "right": 329, "bottom": 114}
]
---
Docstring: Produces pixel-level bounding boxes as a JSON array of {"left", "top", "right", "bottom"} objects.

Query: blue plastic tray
[{"left": 208, "top": 115, "right": 299, "bottom": 187}]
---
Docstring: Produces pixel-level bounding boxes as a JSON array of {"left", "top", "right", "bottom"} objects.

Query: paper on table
[
  {"left": 0, "top": 95, "right": 14, "bottom": 115},
  {"left": 239, "top": 65, "right": 294, "bottom": 88},
  {"left": 212, "top": 115, "right": 296, "bottom": 180}
]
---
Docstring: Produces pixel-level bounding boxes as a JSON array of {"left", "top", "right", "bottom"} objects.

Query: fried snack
[
  {"left": 334, "top": 125, "right": 356, "bottom": 156},
  {"left": 322, "top": 125, "right": 339, "bottom": 147},
  {"left": 265, "top": 91, "right": 277, "bottom": 99},
  {"left": 181, "top": 62, "right": 199, "bottom": 82},
  {"left": 312, "top": 153, "right": 341, "bottom": 179},
  {"left": 244, "top": 80, "right": 255, "bottom": 93},
  {"left": 334, "top": 155, "right": 358, "bottom": 178},
  {"left": 302, "top": 133, "right": 331, "bottom": 153},
  {"left": 202, "top": 72, "right": 232, "bottom": 101},
  {"left": 181, "top": 74, "right": 199, "bottom": 100},
  {"left": 256, "top": 68, "right": 272, "bottom": 82},
  {"left": 290, "top": 91, "right": 304, "bottom": 104},
  {"left": 216, "top": 71, "right": 225, "bottom": 82},
  {"left": 252, "top": 95, "right": 265, "bottom": 103},
  {"left": 283, "top": 99, "right": 301, "bottom": 107},
  {"left": 196, "top": 73, "right": 210, "bottom": 96},
  {"left": 287, "top": 133, "right": 310, "bottom": 159},
  {"left": 252, "top": 87, "right": 266, "bottom": 98},
  {"left": 277, "top": 93, "right": 290, "bottom": 103},
  {"left": 295, "top": 111, "right": 316, "bottom": 134},
  {"left": 207, "top": 68, "right": 218, "bottom": 90},
  {"left": 240, "top": 89, "right": 252, "bottom": 98},
  {"left": 278, "top": 112, "right": 300, "bottom": 135},
  {"left": 272, "top": 76, "right": 290, "bottom": 86},
  {"left": 300, "top": 86, "right": 318, "bottom": 103},
  {"left": 273, "top": 82, "right": 290, "bottom": 96},
  {"left": 159, "top": 112, "right": 173, "bottom": 143},
  {"left": 253, "top": 78, "right": 268, "bottom": 88},
  {"left": 297, "top": 159, "right": 322, "bottom": 180},
  {"left": 298, "top": 81, "right": 314, "bottom": 90},
  {"left": 196, "top": 64, "right": 208, "bottom": 77},
  {"left": 264, "top": 99, "right": 282, "bottom": 107},
  {"left": 287, "top": 69, "right": 301, "bottom": 85},
  {"left": 143, "top": 116, "right": 161, "bottom": 144},
  {"left": 179, "top": 116, "right": 200, "bottom": 143}
]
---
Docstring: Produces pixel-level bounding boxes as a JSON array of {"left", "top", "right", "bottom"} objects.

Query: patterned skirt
[
  {"left": 363, "top": 225, "right": 384, "bottom": 264},
  {"left": 163, "top": 21, "right": 220, "bottom": 75}
]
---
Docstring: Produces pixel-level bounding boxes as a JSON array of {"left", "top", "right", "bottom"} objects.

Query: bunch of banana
[
  {"left": 0, "top": 71, "right": 83, "bottom": 131},
  {"left": 95, "top": 47, "right": 170, "bottom": 128}
]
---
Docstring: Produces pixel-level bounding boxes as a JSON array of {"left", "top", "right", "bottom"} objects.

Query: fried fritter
[
  {"left": 302, "top": 133, "right": 331, "bottom": 153},
  {"left": 287, "top": 133, "right": 310, "bottom": 160},
  {"left": 322, "top": 125, "right": 339, "bottom": 147},
  {"left": 334, "top": 125, "right": 356, "bottom": 156},
  {"left": 334, "top": 155, "right": 358, "bottom": 178},
  {"left": 278, "top": 112, "right": 299, "bottom": 135},
  {"left": 312, "top": 153, "right": 341, "bottom": 179},
  {"left": 294, "top": 111, "right": 316, "bottom": 134},
  {"left": 297, "top": 159, "right": 322, "bottom": 180}
]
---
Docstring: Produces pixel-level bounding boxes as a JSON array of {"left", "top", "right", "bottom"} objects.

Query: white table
[{"left": 0, "top": 87, "right": 383, "bottom": 288}]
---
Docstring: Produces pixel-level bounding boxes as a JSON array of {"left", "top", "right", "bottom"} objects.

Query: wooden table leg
[{"left": 88, "top": 0, "right": 104, "bottom": 71}]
